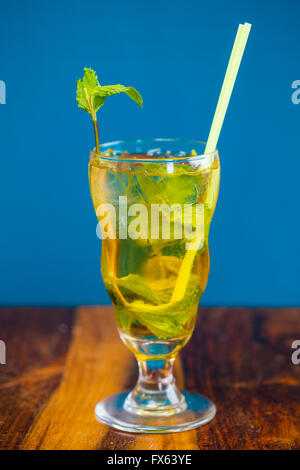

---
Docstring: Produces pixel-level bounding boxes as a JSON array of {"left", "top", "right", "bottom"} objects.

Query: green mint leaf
[
  {"left": 95, "top": 85, "right": 143, "bottom": 108},
  {"left": 159, "top": 174, "right": 201, "bottom": 205},
  {"left": 82, "top": 67, "right": 100, "bottom": 90},
  {"left": 76, "top": 79, "right": 88, "bottom": 112},
  {"left": 76, "top": 68, "right": 143, "bottom": 153},
  {"left": 113, "top": 273, "right": 201, "bottom": 339},
  {"left": 135, "top": 172, "right": 204, "bottom": 210},
  {"left": 128, "top": 276, "right": 200, "bottom": 339},
  {"left": 115, "top": 307, "right": 134, "bottom": 332},
  {"left": 135, "top": 175, "right": 165, "bottom": 204},
  {"left": 118, "top": 239, "right": 152, "bottom": 278},
  {"left": 76, "top": 68, "right": 105, "bottom": 114},
  {"left": 116, "top": 274, "right": 159, "bottom": 305},
  {"left": 92, "top": 94, "right": 106, "bottom": 113}
]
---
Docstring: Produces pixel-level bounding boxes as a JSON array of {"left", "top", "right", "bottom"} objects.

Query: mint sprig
[
  {"left": 96, "top": 85, "right": 143, "bottom": 108},
  {"left": 112, "top": 272, "right": 201, "bottom": 339},
  {"left": 76, "top": 68, "right": 143, "bottom": 153}
]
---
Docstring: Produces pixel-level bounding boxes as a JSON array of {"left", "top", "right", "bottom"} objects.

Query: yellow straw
[
  {"left": 205, "top": 22, "right": 251, "bottom": 154},
  {"left": 171, "top": 23, "right": 251, "bottom": 303}
]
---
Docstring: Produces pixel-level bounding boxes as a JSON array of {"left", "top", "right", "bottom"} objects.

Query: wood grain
[
  {"left": 0, "top": 306, "right": 299, "bottom": 449},
  {"left": 0, "top": 307, "right": 74, "bottom": 449}
]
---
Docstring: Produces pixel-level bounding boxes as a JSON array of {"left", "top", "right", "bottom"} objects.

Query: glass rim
[{"left": 90, "top": 138, "right": 219, "bottom": 163}]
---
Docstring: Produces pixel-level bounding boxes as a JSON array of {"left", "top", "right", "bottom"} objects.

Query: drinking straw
[
  {"left": 171, "top": 22, "right": 251, "bottom": 303},
  {"left": 205, "top": 22, "right": 251, "bottom": 154}
]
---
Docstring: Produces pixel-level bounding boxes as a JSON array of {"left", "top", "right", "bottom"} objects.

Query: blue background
[{"left": 0, "top": 0, "right": 299, "bottom": 306}]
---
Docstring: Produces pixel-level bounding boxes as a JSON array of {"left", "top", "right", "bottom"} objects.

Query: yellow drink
[{"left": 89, "top": 147, "right": 220, "bottom": 360}]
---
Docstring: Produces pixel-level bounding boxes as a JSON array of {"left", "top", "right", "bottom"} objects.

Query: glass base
[{"left": 95, "top": 391, "right": 216, "bottom": 433}]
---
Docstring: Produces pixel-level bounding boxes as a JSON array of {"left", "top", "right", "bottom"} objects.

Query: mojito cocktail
[
  {"left": 76, "top": 19, "right": 251, "bottom": 430},
  {"left": 89, "top": 140, "right": 220, "bottom": 360},
  {"left": 89, "top": 139, "right": 220, "bottom": 431}
]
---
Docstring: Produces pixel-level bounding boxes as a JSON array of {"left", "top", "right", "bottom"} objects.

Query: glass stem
[{"left": 124, "top": 358, "right": 186, "bottom": 416}]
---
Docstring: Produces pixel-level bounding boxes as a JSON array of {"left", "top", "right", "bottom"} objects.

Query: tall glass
[{"left": 89, "top": 139, "right": 220, "bottom": 433}]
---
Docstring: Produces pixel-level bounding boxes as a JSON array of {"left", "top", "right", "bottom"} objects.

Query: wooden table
[{"left": 0, "top": 306, "right": 299, "bottom": 450}]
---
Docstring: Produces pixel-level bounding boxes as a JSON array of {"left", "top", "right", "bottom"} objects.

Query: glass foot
[{"left": 95, "top": 391, "right": 216, "bottom": 434}]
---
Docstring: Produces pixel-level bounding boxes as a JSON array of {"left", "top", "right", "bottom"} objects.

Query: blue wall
[{"left": 0, "top": 0, "right": 299, "bottom": 306}]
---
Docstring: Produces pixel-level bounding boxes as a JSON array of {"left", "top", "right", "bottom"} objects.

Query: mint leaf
[
  {"left": 135, "top": 175, "right": 165, "bottom": 205},
  {"left": 128, "top": 302, "right": 189, "bottom": 339},
  {"left": 76, "top": 67, "right": 143, "bottom": 153},
  {"left": 113, "top": 273, "right": 201, "bottom": 339},
  {"left": 135, "top": 172, "right": 204, "bottom": 209},
  {"left": 118, "top": 239, "right": 152, "bottom": 277},
  {"left": 95, "top": 85, "right": 143, "bottom": 108},
  {"left": 115, "top": 307, "right": 134, "bottom": 332},
  {"left": 142, "top": 255, "right": 180, "bottom": 282},
  {"left": 159, "top": 174, "right": 201, "bottom": 204},
  {"left": 76, "top": 68, "right": 105, "bottom": 114},
  {"left": 116, "top": 274, "right": 159, "bottom": 305}
]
